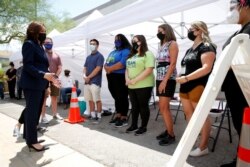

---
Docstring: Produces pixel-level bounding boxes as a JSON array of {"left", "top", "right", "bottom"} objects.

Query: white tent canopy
[
  {"left": 48, "top": 29, "right": 61, "bottom": 37},
  {"left": 49, "top": 0, "right": 240, "bottom": 107},
  {"left": 52, "top": 0, "right": 240, "bottom": 62},
  {"left": 53, "top": 0, "right": 225, "bottom": 47}
]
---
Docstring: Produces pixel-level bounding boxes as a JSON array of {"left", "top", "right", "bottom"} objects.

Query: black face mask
[
  {"left": 157, "top": 32, "right": 165, "bottom": 41},
  {"left": 38, "top": 33, "right": 46, "bottom": 43},
  {"left": 132, "top": 42, "right": 139, "bottom": 51},
  {"left": 187, "top": 31, "right": 196, "bottom": 41}
]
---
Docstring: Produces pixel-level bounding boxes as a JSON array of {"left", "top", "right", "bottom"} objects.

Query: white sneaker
[
  {"left": 41, "top": 116, "right": 49, "bottom": 124},
  {"left": 53, "top": 113, "right": 63, "bottom": 120},
  {"left": 189, "top": 147, "right": 209, "bottom": 157},
  {"left": 13, "top": 125, "right": 21, "bottom": 137}
]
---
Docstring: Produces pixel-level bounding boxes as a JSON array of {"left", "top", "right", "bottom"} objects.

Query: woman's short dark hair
[
  {"left": 26, "top": 21, "right": 45, "bottom": 42},
  {"left": 90, "top": 39, "right": 99, "bottom": 45},
  {"left": 9, "top": 62, "right": 14, "bottom": 67},
  {"left": 115, "top": 34, "right": 131, "bottom": 50}
]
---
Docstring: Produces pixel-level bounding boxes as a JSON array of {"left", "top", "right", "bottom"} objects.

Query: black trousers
[
  {"left": 23, "top": 89, "right": 45, "bottom": 144},
  {"left": 7, "top": 80, "right": 16, "bottom": 98},
  {"left": 107, "top": 73, "right": 129, "bottom": 116},
  {"left": 19, "top": 90, "right": 45, "bottom": 125},
  {"left": 128, "top": 87, "right": 153, "bottom": 128},
  {"left": 17, "top": 81, "right": 23, "bottom": 99},
  {"left": 222, "top": 70, "right": 248, "bottom": 137}
]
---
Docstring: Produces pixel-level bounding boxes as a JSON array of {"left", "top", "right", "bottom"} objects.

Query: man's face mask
[
  {"left": 89, "top": 44, "right": 97, "bottom": 52},
  {"left": 227, "top": 1, "right": 240, "bottom": 24}
]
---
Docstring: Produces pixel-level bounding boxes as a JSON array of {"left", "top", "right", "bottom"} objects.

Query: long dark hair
[
  {"left": 115, "top": 34, "right": 132, "bottom": 50},
  {"left": 158, "top": 23, "right": 176, "bottom": 45},
  {"left": 25, "top": 21, "right": 45, "bottom": 42},
  {"left": 128, "top": 35, "right": 148, "bottom": 59}
]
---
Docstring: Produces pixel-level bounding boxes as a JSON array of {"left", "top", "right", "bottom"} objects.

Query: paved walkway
[
  {"left": 0, "top": 99, "right": 238, "bottom": 167},
  {"left": 0, "top": 112, "right": 104, "bottom": 167}
]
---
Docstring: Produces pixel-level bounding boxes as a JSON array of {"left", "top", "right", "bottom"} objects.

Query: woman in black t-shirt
[
  {"left": 6, "top": 62, "right": 17, "bottom": 99},
  {"left": 176, "top": 21, "right": 216, "bottom": 157},
  {"left": 220, "top": 1, "right": 250, "bottom": 167}
]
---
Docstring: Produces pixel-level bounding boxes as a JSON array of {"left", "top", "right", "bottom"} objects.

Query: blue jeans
[
  {"left": 60, "top": 87, "right": 81, "bottom": 104},
  {"left": 0, "top": 82, "right": 4, "bottom": 99}
]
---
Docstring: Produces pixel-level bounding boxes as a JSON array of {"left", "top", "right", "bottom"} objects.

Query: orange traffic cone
[
  {"left": 64, "top": 86, "right": 85, "bottom": 124},
  {"left": 237, "top": 107, "right": 250, "bottom": 167}
]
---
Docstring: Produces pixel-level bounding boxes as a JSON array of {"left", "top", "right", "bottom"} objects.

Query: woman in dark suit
[{"left": 20, "top": 21, "right": 59, "bottom": 151}]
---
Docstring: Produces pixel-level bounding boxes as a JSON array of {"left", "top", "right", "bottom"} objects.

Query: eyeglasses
[{"left": 90, "top": 43, "right": 97, "bottom": 45}]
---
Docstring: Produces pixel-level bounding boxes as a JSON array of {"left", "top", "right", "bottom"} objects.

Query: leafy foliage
[{"left": 0, "top": 0, "right": 75, "bottom": 44}]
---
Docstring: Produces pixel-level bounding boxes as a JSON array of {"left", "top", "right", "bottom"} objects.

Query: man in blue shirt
[{"left": 83, "top": 39, "right": 104, "bottom": 123}]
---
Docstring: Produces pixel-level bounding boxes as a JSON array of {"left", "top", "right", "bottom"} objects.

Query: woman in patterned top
[{"left": 155, "top": 23, "right": 179, "bottom": 146}]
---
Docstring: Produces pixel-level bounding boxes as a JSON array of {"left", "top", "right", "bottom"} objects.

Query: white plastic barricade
[{"left": 166, "top": 34, "right": 250, "bottom": 167}]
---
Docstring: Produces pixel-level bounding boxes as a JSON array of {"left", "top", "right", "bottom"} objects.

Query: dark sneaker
[
  {"left": 115, "top": 119, "right": 128, "bottom": 128},
  {"left": 92, "top": 117, "right": 101, "bottom": 124},
  {"left": 159, "top": 135, "right": 175, "bottom": 146},
  {"left": 126, "top": 126, "right": 138, "bottom": 133},
  {"left": 220, "top": 159, "right": 236, "bottom": 167},
  {"left": 109, "top": 117, "right": 119, "bottom": 125},
  {"left": 156, "top": 130, "right": 168, "bottom": 140},
  {"left": 135, "top": 127, "right": 147, "bottom": 136}
]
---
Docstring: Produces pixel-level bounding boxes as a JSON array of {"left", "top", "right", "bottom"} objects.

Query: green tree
[{"left": 0, "top": 0, "right": 75, "bottom": 44}]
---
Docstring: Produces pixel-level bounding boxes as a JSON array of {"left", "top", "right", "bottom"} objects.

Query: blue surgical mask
[
  {"left": 44, "top": 43, "right": 53, "bottom": 50},
  {"left": 114, "top": 40, "right": 122, "bottom": 48}
]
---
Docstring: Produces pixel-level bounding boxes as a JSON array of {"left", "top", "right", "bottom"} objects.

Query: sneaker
[
  {"left": 115, "top": 119, "right": 128, "bottom": 128},
  {"left": 189, "top": 147, "right": 209, "bottom": 157},
  {"left": 109, "top": 117, "right": 119, "bottom": 125},
  {"left": 126, "top": 126, "right": 138, "bottom": 133},
  {"left": 135, "top": 127, "right": 147, "bottom": 136},
  {"left": 41, "top": 116, "right": 49, "bottom": 124},
  {"left": 92, "top": 117, "right": 101, "bottom": 124},
  {"left": 159, "top": 135, "right": 175, "bottom": 146},
  {"left": 13, "top": 125, "right": 20, "bottom": 137},
  {"left": 53, "top": 113, "right": 63, "bottom": 120},
  {"left": 220, "top": 159, "right": 236, "bottom": 167},
  {"left": 156, "top": 130, "right": 168, "bottom": 140}
]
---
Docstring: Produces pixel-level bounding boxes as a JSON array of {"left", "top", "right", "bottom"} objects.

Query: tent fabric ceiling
[{"left": 53, "top": 0, "right": 217, "bottom": 47}]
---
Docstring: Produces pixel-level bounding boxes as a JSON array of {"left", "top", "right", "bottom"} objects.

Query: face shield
[{"left": 227, "top": 0, "right": 241, "bottom": 24}]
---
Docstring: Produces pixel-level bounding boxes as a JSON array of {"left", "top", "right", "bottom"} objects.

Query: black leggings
[
  {"left": 129, "top": 87, "right": 153, "bottom": 128},
  {"left": 107, "top": 73, "right": 129, "bottom": 117},
  {"left": 7, "top": 80, "right": 16, "bottom": 98}
]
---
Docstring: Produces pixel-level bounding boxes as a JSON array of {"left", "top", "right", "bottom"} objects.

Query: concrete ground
[{"left": 0, "top": 97, "right": 238, "bottom": 167}]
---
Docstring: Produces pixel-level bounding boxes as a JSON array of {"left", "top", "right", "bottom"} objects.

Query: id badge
[{"left": 181, "top": 65, "right": 186, "bottom": 75}]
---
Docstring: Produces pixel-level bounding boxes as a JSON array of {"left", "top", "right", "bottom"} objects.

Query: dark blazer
[{"left": 20, "top": 40, "right": 49, "bottom": 91}]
